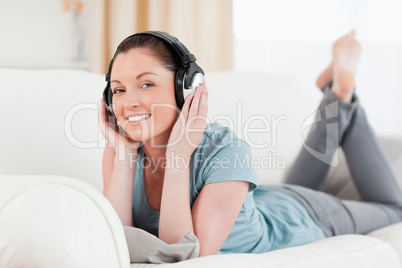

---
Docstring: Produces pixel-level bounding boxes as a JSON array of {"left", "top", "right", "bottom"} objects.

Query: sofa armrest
[{"left": 0, "top": 175, "right": 130, "bottom": 268}]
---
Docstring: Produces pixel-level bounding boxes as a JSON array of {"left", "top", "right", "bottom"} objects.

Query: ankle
[{"left": 331, "top": 81, "right": 354, "bottom": 103}]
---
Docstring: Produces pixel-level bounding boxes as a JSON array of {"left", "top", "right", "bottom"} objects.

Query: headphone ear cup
[
  {"left": 103, "top": 82, "right": 114, "bottom": 112},
  {"left": 174, "top": 63, "right": 205, "bottom": 110},
  {"left": 174, "top": 67, "right": 187, "bottom": 110}
]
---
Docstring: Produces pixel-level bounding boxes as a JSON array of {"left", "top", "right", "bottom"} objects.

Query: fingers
[
  {"left": 180, "top": 92, "right": 194, "bottom": 121},
  {"left": 187, "top": 83, "right": 208, "bottom": 132},
  {"left": 196, "top": 83, "right": 208, "bottom": 130},
  {"left": 98, "top": 98, "right": 105, "bottom": 117},
  {"left": 188, "top": 82, "right": 207, "bottom": 120},
  {"left": 99, "top": 98, "right": 117, "bottom": 140},
  {"left": 98, "top": 98, "right": 107, "bottom": 133},
  {"left": 198, "top": 83, "right": 208, "bottom": 119},
  {"left": 187, "top": 83, "right": 202, "bottom": 119}
]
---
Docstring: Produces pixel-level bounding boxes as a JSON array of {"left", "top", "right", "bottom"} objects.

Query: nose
[{"left": 123, "top": 87, "right": 141, "bottom": 109}]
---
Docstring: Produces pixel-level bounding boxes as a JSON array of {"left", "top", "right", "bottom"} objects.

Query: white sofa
[{"left": 0, "top": 68, "right": 401, "bottom": 268}]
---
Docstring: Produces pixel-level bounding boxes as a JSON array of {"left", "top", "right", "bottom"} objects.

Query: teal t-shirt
[{"left": 132, "top": 122, "right": 325, "bottom": 253}]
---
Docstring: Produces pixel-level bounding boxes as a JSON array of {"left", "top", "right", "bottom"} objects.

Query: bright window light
[
  {"left": 234, "top": 0, "right": 342, "bottom": 41},
  {"left": 234, "top": 0, "right": 402, "bottom": 42},
  {"left": 369, "top": 0, "right": 402, "bottom": 42}
]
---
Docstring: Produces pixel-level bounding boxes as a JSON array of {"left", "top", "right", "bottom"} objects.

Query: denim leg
[
  {"left": 340, "top": 102, "right": 402, "bottom": 206},
  {"left": 282, "top": 83, "right": 402, "bottom": 236},
  {"left": 284, "top": 84, "right": 358, "bottom": 190}
]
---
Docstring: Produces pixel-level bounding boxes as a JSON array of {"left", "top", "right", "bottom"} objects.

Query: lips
[{"left": 126, "top": 114, "right": 151, "bottom": 124}]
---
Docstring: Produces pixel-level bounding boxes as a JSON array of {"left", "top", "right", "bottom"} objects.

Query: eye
[
  {"left": 140, "top": 83, "right": 154, "bottom": 89},
  {"left": 112, "top": 88, "right": 125, "bottom": 94}
]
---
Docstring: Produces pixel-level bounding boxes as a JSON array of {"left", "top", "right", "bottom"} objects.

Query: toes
[{"left": 338, "top": 30, "right": 357, "bottom": 43}]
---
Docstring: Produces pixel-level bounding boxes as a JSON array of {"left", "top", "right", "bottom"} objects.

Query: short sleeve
[{"left": 201, "top": 139, "right": 258, "bottom": 192}]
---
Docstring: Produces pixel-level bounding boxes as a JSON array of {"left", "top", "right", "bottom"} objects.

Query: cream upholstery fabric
[
  {"left": 1, "top": 175, "right": 401, "bottom": 268},
  {"left": 0, "top": 175, "right": 130, "bottom": 268},
  {"left": 0, "top": 69, "right": 401, "bottom": 267}
]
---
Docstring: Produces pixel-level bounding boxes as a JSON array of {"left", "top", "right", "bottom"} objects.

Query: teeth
[{"left": 128, "top": 114, "right": 150, "bottom": 122}]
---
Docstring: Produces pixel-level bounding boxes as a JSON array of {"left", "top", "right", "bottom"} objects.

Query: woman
[{"left": 99, "top": 31, "right": 402, "bottom": 257}]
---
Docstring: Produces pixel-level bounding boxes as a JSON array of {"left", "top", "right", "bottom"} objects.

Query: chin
[
  {"left": 124, "top": 128, "right": 149, "bottom": 142},
  {"left": 122, "top": 116, "right": 175, "bottom": 147}
]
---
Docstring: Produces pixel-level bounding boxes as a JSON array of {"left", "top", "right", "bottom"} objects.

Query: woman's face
[{"left": 110, "top": 48, "right": 178, "bottom": 145}]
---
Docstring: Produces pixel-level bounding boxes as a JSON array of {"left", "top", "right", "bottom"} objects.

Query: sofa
[{"left": 0, "top": 68, "right": 401, "bottom": 268}]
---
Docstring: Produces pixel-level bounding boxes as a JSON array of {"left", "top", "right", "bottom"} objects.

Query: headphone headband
[{"left": 107, "top": 31, "right": 196, "bottom": 77}]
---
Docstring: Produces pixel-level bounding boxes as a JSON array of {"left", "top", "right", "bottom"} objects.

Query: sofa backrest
[
  {"left": 0, "top": 69, "right": 322, "bottom": 191},
  {"left": 207, "top": 71, "right": 320, "bottom": 185},
  {"left": 0, "top": 69, "right": 106, "bottom": 191}
]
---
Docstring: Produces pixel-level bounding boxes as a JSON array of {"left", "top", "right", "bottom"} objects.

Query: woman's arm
[
  {"left": 159, "top": 158, "right": 249, "bottom": 256},
  {"left": 102, "top": 144, "right": 115, "bottom": 192},
  {"left": 159, "top": 164, "right": 249, "bottom": 256},
  {"left": 191, "top": 181, "right": 249, "bottom": 256},
  {"left": 158, "top": 84, "right": 249, "bottom": 255},
  {"left": 102, "top": 143, "right": 137, "bottom": 226},
  {"left": 99, "top": 98, "right": 140, "bottom": 227},
  {"left": 159, "top": 156, "right": 194, "bottom": 243},
  {"left": 158, "top": 85, "right": 205, "bottom": 244}
]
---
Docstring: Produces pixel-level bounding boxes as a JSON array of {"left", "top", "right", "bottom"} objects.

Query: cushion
[
  {"left": 124, "top": 227, "right": 199, "bottom": 263},
  {"left": 368, "top": 222, "right": 402, "bottom": 263},
  {"left": 130, "top": 235, "right": 400, "bottom": 268}
]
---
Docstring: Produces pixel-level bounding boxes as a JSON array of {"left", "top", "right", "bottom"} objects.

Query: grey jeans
[{"left": 268, "top": 84, "right": 402, "bottom": 237}]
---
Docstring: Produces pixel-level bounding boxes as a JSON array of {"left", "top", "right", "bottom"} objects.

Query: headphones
[{"left": 103, "top": 31, "right": 205, "bottom": 112}]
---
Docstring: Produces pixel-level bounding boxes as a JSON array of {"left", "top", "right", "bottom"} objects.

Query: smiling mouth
[{"left": 127, "top": 114, "right": 151, "bottom": 124}]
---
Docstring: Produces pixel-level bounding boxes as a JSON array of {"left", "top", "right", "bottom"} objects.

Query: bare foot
[{"left": 316, "top": 31, "right": 362, "bottom": 103}]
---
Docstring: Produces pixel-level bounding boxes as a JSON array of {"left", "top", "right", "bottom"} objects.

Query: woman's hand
[
  {"left": 166, "top": 83, "right": 208, "bottom": 160},
  {"left": 159, "top": 84, "right": 207, "bottom": 244},
  {"left": 98, "top": 98, "right": 140, "bottom": 153}
]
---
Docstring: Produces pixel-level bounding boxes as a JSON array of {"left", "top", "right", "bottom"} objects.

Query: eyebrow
[{"left": 110, "top": 72, "right": 159, "bottom": 84}]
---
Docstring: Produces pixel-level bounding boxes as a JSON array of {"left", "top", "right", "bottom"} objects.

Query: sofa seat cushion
[
  {"left": 368, "top": 222, "right": 402, "bottom": 263},
  {"left": 131, "top": 235, "right": 400, "bottom": 268}
]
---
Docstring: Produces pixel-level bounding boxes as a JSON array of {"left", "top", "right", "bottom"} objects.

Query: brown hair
[{"left": 111, "top": 33, "right": 180, "bottom": 73}]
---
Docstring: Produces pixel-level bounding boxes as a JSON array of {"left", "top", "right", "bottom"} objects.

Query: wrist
[
  {"left": 114, "top": 149, "right": 138, "bottom": 167},
  {"left": 113, "top": 142, "right": 138, "bottom": 156},
  {"left": 165, "top": 151, "right": 191, "bottom": 171},
  {"left": 166, "top": 150, "right": 191, "bottom": 162}
]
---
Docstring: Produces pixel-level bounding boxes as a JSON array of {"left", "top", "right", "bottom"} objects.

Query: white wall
[
  {"left": 2, "top": 0, "right": 401, "bottom": 134},
  {"left": 0, "top": 0, "right": 89, "bottom": 69},
  {"left": 234, "top": 0, "right": 402, "bottom": 135}
]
